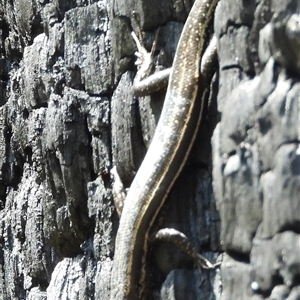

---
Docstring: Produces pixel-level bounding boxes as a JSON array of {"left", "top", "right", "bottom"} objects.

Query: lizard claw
[{"left": 131, "top": 31, "right": 155, "bottom": 79}]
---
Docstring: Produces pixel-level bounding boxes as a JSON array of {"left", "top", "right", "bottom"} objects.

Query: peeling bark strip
[{"left": 110, "top": 0, "right": 219, "bottom": 299}]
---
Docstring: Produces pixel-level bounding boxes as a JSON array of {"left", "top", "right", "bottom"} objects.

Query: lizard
[{"left": 110, "top": 0, "right": 219, "bottom": 299}]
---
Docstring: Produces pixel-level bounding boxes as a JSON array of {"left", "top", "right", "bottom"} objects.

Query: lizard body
[{"left": 110, "top": 0, "right": 219, "bottom": 299}]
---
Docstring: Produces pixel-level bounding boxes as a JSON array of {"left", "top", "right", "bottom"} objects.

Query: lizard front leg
[{"left": 131, "top": 32, "right": 218, "bottom": 97}]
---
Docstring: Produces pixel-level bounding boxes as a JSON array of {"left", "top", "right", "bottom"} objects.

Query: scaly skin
[{"left": 110, "top": 0, "right": 219, "bottom": 299}]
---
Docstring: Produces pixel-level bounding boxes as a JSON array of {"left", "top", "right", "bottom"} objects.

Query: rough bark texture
[
  {"left": 213, "top": 0, "right": 300, "bottom": 299},
  {"left": 0, "top": 0, "right": 298, "bottom": 300}
]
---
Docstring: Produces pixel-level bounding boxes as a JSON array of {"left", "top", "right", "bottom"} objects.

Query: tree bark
[{"left": 0, "top": 0, "right": 299, "bottom": 299}]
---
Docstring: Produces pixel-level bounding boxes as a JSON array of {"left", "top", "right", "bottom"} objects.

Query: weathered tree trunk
[
  {"left": 0, "top": 0, "right": 299, "bottom": 299},
  {"left": 213, "top": 0, "right": 300, "bottom": 299}
]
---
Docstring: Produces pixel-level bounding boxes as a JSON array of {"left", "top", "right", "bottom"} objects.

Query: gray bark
[
  {"left": 213, "top": 0, "right": 300, "bottom": 299},
  {"left": 0, "top": 0, "right": 298, "bottom": 299}
]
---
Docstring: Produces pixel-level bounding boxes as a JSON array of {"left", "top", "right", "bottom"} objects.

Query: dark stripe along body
[{"left": 110, "top": 0, "right": 219, "bottom": 298}]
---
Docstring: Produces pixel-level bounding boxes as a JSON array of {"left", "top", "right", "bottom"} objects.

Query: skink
[{"left": 110, "top": 0, "right": 219, "bottom": 298}]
